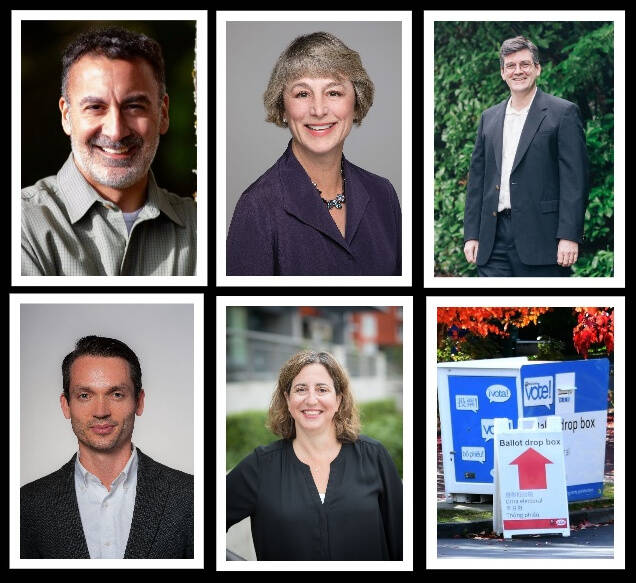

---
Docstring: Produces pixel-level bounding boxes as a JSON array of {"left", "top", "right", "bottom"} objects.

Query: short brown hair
[
  {"left": 267, "top": 350, "right": 360, "bottom": 442},
  {"left": 263, "top": 32, "right": 375, "bottom": 128},
  {"left": 499, "top": 35, "right": 540, "bottom": 69}
]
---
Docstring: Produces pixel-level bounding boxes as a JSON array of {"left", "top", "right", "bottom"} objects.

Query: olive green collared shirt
[{"left": 21, "top": 154, "right": 196, "bottom": 276}]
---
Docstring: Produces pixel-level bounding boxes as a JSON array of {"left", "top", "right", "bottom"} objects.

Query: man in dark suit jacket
[
  {"left": 463, "top": 36, "right": 589, "bottom": 276},
  {"left": 21, "top": 448, "right": 193, "bottom": 559},
  {"left": 20, "top": 336, "right": 194, "bottom": 559}
]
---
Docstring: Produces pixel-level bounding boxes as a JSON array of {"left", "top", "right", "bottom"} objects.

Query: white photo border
[
  {"left": 9, "top": 293, "right": 205, "bottom": 569},
  {"left": 426, "top": 295, "right": 624, "bottom": 569},
  {"left": 424, "top": 10, "right": 625, "bottom": 288},
  {"left": 216, "top": 11, "right": 412, "bottom": 287},
  {"left": 217, "top": 295, "right": 414, "bottom": 570},
  {"left": 11, "top": 10, "right": 208, "bottom": 286}
]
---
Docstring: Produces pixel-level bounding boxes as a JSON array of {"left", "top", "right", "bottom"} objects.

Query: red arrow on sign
[{"left": 509, "top": 448, "right": 553, "bottom": 489}]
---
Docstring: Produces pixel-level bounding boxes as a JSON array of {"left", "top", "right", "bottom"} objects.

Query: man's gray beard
[{"left": 69, "top": 126, "right": 161, "bottom": 190}]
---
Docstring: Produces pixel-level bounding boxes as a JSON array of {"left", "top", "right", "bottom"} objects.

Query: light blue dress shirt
[{"left": 74, "top": 444, "right": 138, "bottom": 559}]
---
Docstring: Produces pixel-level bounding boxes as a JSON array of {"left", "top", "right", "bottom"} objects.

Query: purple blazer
[{"left": 227, "top": 142, "right": 401, "bottom": 276}]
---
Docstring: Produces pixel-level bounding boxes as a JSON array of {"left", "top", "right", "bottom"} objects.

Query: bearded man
[{"left": 21, "top": 27, "right": 196, "bottom": 276}]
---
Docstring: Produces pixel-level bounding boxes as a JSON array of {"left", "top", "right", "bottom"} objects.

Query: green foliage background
[
  {"left": 434, "top": 22, "right": 614, "bottom": 277},
  {"left": 226, "top": 399, "right": 403, "bottom": 478}
]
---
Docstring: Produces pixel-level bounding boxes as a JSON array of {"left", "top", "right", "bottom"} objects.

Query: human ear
[
  {"left": 60, "top": 393, "right": 71, "bottom": 420},
  {"left": 135, "top": 389, "right": 145, "bottom": 416},
  {"left": 159, "top": 94, "right": 170, "bottom": 135},
  {"left": 59, "top": 97, "right": 72, "bottom": 136}
]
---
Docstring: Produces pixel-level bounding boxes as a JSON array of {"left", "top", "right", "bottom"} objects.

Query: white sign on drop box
[{"left": 493, "top": 416, "right": 570, "bottom": 539}]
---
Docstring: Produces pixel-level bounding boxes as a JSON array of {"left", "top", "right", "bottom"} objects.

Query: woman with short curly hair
[
  {"left": 226, "top": 350, "right": 403, "bottom": 560},
  {"left": 227, "top": 32, "right": 401, "bottom": 276}
]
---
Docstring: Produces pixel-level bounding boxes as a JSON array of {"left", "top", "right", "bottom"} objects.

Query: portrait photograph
[
  {"left": 424, "top": 11, "right": 624, "bottom": 288},
  {"left": 217, "top": 11, "right": 412, "bottom": 286},
  {"left": 10, "top": 294, "right": 203, "bottom": 567},
  {"left": 217, "top": 296, "right": 413, "bottom": 570},
  {"left": 12, "top": 11, "right": 207, "bottom": 285}
]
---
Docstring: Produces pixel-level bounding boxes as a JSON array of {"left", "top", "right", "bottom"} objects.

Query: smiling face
[
  {"left": 501, "top": 48, "right": 541, "bottom": 95},
  {"left": 59, "top": 55, "right": 169, "bottom": 192},
  {"left": 60, "top": 355, "right": 144, "bottom": 454},
  {"left": 285, "top": 363, "right": 342, "bottom": 436},
  {"left": 283, "top": 77, "right": 355, "bottom": 160}
]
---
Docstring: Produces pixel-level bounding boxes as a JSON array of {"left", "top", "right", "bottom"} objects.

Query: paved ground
[{"left": 437, "top": 523, "right": 614, "bottom": 559}]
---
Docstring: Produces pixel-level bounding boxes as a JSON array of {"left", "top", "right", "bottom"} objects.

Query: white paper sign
[{"left": 493, "top": 417, "right": 570, "bottom": 539}]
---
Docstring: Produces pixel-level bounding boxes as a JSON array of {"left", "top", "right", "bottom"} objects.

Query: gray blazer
[
  {"left": 20, "top": 448, "right": 193, "bottom": 559},
  {"left": 464, "top": 88, "right": 589, "bottom": 266}
]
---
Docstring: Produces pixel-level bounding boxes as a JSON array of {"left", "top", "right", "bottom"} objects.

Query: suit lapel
[
  {"left": 341, "top": 159, "right": 370, "bottom": 246},
  {"left": 279, "top": 142, "right": 358, "bottom": 252},
  {"left": 493, "top": 99, "right": 507, "bottom": 178},
  {"left": 55, "top": 455, "right": 91, "bottom": 558},
  {"left": 511, "top": 88, "right": 548, "bottom": 174},
  {"left": 124, "top": 449, "right": 168, "bottom": 559}
]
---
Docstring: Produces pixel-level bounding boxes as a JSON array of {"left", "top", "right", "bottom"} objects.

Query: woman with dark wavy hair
[
  {"left": 226, "top": 32, "right": 401, "bottom": 276},
  {"left": 226, "top": 350, "right": 402, "bottom": 561}
]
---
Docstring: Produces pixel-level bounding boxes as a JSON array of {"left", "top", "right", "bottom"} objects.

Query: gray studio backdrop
[
  {"left": 20, "top": 303, "right": 194, "bottom": 486},
  {"left": 226, "top": 21, "right": 402, "bottom": 234}
]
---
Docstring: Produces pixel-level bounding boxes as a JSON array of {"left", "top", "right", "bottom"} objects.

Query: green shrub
[
  {"left": 437, "top": 335, "right": 503, "bottom": 362},
  {"left": 226, "top": 410, "right": 278, "bottom": 470}
]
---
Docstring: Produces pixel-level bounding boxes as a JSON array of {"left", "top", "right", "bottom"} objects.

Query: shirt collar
[
  {"left": 57, "top": 154, "right": 185, "bottom": 227},
  {"left": 506, "top": 86, "right": 537, "bottom": 115},
  {"left": 75, "top": 442, "right": 139, "bottom": 490}
]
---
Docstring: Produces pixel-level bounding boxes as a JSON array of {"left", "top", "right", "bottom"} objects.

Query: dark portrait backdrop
[
  {"left": 21, "top": 20, "right": 197, "bottom": 199},
  {"left": 434, "top": 21, "right": 614, "bottom": 278}
]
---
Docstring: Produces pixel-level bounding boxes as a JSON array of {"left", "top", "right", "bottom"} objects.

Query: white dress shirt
[
  {"left": 74, "top": 444, "right": 138, "bottom": 559},
  {"left": 499, "top": 87, "right": 537, "bottom": 211}
]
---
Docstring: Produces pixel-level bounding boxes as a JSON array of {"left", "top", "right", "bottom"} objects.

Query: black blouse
[{"left": 226, "top": 435, "right": 403, "bottom": 561}]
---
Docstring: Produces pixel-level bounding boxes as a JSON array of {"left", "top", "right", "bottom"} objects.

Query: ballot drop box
[{"left": 437, "top": 357, "right": 610, "bottom": 502}]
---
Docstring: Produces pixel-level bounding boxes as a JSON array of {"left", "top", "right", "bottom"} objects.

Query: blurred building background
[{"left": 226, "top": 306, "right": 403, "bottom": 413}]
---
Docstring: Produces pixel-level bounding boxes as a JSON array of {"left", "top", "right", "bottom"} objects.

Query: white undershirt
[
  {"left": 499, "top": 87, "right": 537, "bottom": 211},
  {"left": 122, "top": 207, "right": 143, "bottom": 235},
  {"left": 319, "top": 492, "right": 325, "bottom": 504}
]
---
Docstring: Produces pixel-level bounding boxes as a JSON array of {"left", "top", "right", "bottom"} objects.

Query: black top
[
  {"left": 226, "top": 435, "right": 403, "bottom": 561},
  {"left": 20, "top": 448, "right": 194, "bottom": 559}
]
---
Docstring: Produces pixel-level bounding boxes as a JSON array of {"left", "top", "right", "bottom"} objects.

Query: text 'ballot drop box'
[
  {"left": 437, "top": 357, "right": 610, "bottom": 502},
  {"left": 493, "top": 417, "right": 570, "bottom": 539}
]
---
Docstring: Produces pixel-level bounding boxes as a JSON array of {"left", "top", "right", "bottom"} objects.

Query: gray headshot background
[
  {"left": 226, "top": 21, "right": 402, "bottom": 233},
  {"left": 20, "top": 303, "right": 194, "bottom": 486}
]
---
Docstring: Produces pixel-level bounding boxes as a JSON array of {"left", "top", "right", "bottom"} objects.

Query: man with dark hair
[
  {"left": 463, "top": 35, "right": 589, "bottom": 277},
  {"left": 20, "top": 336, "right": 194, "bottom": 559},
  {"left": 21, "top": 27, "right": 196, "bottom": 276}
]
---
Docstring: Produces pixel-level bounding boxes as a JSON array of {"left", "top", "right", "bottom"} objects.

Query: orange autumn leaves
[
  {"left": 437, "top": 307, "right": 614, "bottom": 359},
  {"left": 437, "top": 307, "right": 551, "bottom": 342}
]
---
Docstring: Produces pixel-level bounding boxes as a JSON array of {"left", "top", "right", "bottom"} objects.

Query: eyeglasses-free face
[
  {"left": 285, "top": 363, "right": 342, "bottom": 435},
  {"left": 500, "top": 48, "right": 541, "bottom": 95},
  {"left": 282, "top": 77, "right": 356, "bottom": 162}
]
